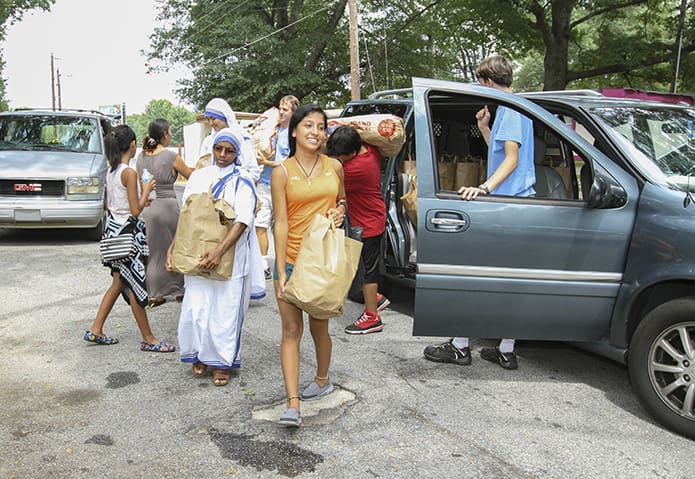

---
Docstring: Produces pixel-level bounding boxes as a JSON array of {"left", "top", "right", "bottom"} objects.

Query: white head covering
[
  {"left": 204, "top": 97, "right": 238, "bottom": 125},
  {"left": 204, "top": 98, "right": 260, "bottom": 181},
  {"left": 212, "top": 127, "right": 245, "bottom": 167}
]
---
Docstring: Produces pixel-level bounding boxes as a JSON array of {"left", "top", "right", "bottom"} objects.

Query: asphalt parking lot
[{"left": 0, "top": 227, "right": 693, "bottom": 479}]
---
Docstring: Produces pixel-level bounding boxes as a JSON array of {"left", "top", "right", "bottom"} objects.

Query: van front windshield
[
  {"left": 0, "top": 115, "right": 101, "bottom": 154},
  {"left": 590, "top": 105, "right": 695, "bottom": 188}
]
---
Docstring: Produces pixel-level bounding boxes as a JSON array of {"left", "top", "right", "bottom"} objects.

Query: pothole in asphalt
[{"left": 251, "top": 385, "right": 357, "bottom": 425}]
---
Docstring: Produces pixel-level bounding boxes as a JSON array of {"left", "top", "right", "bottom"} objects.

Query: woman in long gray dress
[{"left": 137, "top": 118, "right": 194, "bottom": 307}]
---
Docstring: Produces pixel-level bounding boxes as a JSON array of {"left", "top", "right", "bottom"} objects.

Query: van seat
[{"left": 533, "top": 136, "right": 568, "bottom": 199}]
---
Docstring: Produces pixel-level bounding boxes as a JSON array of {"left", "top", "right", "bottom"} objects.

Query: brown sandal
[
  {"left": 146, "top": 297, "right": 166, "bottom": 309},
  {"left": 192, "top": 362, "right": 207, "bottom": 377},
  {"left": 212, "top": 368, "right": 230, "bottom": 386}
]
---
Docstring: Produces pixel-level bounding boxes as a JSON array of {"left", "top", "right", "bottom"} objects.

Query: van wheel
[
  {"left": 86, "top": 214, "right": 105, "bottom": 241},
  {"left": 628, "top": 298, "right": 695, "bottom": 439}
]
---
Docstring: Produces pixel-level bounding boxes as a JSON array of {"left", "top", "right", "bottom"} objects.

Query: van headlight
[{"left": 67, "top": 177, "right": 101, "bottom": 195}]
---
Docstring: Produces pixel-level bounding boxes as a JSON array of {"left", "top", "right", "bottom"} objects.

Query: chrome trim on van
[{"left": 417, "top": 264, "right": 622, "bottom": 282}]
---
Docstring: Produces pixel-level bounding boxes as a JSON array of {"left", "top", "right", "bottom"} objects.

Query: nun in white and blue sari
[{"left": 176, "top": 127, "right": 265, "bottom": 386}]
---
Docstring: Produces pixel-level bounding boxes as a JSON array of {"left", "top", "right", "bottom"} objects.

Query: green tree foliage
[
  {"left": 148, "top": 0, "right": 694, "bottom": 110},
  {"left": 0, "top": 0, "right": 55, "bottom": 110},
  {"left": 147, "top": 0, "right": 352, "bottom": 112},
  {"left": 471, "top": 0, "right": 694, "bottom": 92},
  {"left": 127, "top": 99, "right": 195, "bottom": 146}
]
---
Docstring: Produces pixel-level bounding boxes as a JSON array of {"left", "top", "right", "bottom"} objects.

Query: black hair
[
  {"left": 288, "top": 103, "right": 327, "bottom": 157},
  {"left": 142, "top": 118, "right": 170, "bottom": 152},
  {"left": 104, "top": 124, "right": 136, "bottom": 172},
  {"left": 326, "top": 125, "right": 362, "bottom": 157}
]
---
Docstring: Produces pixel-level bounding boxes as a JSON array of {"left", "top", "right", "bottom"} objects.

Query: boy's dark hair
[
  {"left": 326, "top": 125, "right": 362, "bottom": 157},
  {"left": 475, "top": 55, "right": 514, "bottom": 88}
]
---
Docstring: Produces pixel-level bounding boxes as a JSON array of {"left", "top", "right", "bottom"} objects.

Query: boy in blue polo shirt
[{"left": 424, "top": 55, "right": 535, "bottom": 370}]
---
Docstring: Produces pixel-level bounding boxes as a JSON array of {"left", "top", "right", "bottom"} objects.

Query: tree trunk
[{"left": 540, "top": 0, "right": 573, "bottom": 90}]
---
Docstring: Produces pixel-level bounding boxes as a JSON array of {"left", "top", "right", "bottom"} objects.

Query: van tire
[
  {"left": 86, "top": 212, "right": 106, "bottom": 242},
  {"left": 628, "top": 298, "right": 695, "bottom": 439}
]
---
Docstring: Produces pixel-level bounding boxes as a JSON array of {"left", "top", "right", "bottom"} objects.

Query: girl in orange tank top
[{"left": 270, "top": 104, "right": 347, "bottom": 427}]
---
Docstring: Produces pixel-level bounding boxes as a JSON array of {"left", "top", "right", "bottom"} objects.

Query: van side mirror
[{"left": 587, "top": 176, "right": 627, "bottom": 209}]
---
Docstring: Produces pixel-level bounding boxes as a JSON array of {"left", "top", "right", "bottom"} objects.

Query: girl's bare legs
[
  {"left": 308, "top": 316, "right": 332, "bottom": 387},
  {"left": 278, "top": 297, "right": 304, "bottom": 411},
  {"left": 88, "top": 272, "right": 123, "bottom": 336},
  {"left": 127, "top": 288, "right": 159, "bottom": 345}
]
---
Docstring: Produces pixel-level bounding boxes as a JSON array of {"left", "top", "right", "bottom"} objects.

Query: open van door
[{"left": 410, "top": 78, "right": 638, "bottom": 341}]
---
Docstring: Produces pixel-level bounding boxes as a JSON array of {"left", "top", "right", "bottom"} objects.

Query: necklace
[{"left": 296, "top": 155, "right": 320, "bottom": 186}]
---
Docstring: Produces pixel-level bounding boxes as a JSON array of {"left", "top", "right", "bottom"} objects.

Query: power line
[
  {"left": 204, "top": 5, "right": 330, "bottom": 65},
  {"left": 184, "top": 0, "right": 249, "bottom": 40}
]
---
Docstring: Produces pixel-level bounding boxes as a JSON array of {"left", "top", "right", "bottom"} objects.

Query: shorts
[
  {"left": 273, "top": 262, "right": 294, "bottom": 281},
  {"left": 255, "top": 182, "right": 273, "bottom": 229},
  {"left": 361, "top": 234, "right": 384, "bottom": 283}
]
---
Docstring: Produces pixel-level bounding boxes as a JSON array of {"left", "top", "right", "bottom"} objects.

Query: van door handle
[
  {"left": 430, "top": 217, "right": 467, "bottom": 226},
  {"left": 425, "top": 210, "right": 471, "bottom": 233}
]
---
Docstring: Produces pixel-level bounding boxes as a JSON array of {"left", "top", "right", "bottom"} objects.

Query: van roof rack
[
  {"left": 522, "top": 89, "right": 603, "bottom": 98},
  {"left": 367, "top": 88, "right": 413, "bottom": 100},
  {"left": 12, "top": 107, "right": 111, "bottom": 116}
]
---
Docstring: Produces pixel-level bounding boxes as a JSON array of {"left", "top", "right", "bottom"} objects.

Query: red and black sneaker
[
  {"left": 345, "top": 310, "right": 384, "bottom": 335},
  {"left": 376, "top": 293, "right": 391, "bottom": 312}
]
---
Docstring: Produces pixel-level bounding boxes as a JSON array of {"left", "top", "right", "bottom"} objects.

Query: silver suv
[{"left": 0, "top": 109, "right": 114, "bottom": 239}]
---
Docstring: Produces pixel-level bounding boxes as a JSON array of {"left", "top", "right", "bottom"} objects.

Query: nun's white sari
[{"left": 177, "top": 163, "right": 264, "bottom": 370}]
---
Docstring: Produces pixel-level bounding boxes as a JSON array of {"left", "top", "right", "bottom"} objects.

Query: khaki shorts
[{"left": 255, "top": 183, "right": 273, "bottom": 229}]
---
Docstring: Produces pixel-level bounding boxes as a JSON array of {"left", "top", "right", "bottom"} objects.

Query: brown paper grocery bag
[
  {"left": 284, "top": 214, "right": 363, "bottom": 319},
  {"left": 454, "top": 161, "right": 480, "bottom": 189},
  {"left": 400, "top": 174, "right": 418, "bottom": 225},
  {"left": 170, "top": 192, "right": 237, "bottom": 281},
  {"left": 438, "top": 159, "right": 456, "bottom": 190}
]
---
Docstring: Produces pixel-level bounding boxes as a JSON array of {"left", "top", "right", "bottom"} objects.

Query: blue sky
[{"left": 3, "top": 0, "right": 191, "bottom": 114}]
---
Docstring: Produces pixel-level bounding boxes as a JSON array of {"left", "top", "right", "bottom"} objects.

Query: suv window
[{"left": 0, "top": 114, "right": 101, "bottom": 154}]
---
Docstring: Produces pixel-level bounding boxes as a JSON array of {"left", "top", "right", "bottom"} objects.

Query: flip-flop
[
  {"left": 140, "top": 341, "right": 176, "bottom": 353},
  {"left": 84, "top": 330, "right": 119, "bottom": 345}
]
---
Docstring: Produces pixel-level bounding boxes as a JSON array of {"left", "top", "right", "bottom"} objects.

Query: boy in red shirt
[{"left": 327, "top": 126, "right": 390, "bottom": 333}]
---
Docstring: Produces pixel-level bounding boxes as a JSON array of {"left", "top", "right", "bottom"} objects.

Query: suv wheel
[{"left": 628, "top": 298, "right": 695, "bottom": 439}]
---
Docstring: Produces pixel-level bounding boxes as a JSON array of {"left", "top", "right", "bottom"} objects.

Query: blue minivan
[{"left": 341, "top": 78, "right": 695, "bottom": 439}]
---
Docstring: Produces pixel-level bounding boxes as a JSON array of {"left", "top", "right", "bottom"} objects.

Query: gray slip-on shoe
[
  {"left": 300, "top": 380, "right": 334, "bottom": 401},
  {"left": 278, "top": 407, "right": 302, "bottom": 427}
]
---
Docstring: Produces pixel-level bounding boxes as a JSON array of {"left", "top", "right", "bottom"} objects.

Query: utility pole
[
  {"left": 348, "top": 0, "right": 360, "bottom": 100},
  {"left": 671, "top": 0, "right": 687, "bottom": 94},
  {"left": 56, "top": 68, "right": 62, "bottom": 110},
  {"left": 50, "top": 53, "right": 56, "bottom": 111}
]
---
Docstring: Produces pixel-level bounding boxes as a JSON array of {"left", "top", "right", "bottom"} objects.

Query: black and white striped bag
[{"left": 99, "top": 233, "right": 136, "bottom": 262}]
